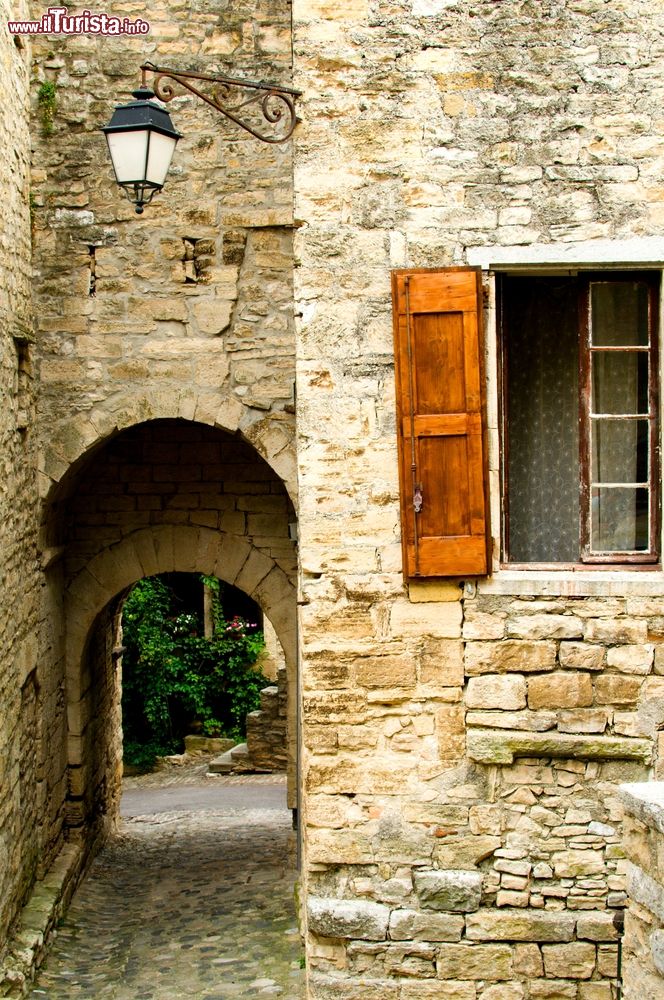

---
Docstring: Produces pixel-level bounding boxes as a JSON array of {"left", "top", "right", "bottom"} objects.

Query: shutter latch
[{"left": 413, "top": 483, "right": 423, "bottom": 514}]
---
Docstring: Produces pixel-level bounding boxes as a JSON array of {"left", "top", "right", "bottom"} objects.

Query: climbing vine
[
  {"left": 37, "top": 81, "right": 57, "bottom": 135},
  {"left": 121, "top": 575, "right": 266, "bottom": 769}
]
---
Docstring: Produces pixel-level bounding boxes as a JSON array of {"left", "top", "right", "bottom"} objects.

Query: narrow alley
[{"left": 29, "top": 770, "right": 304, "bottom": 999}]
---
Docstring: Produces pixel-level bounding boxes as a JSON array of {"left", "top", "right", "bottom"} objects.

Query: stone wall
[
  {"left": 0, "top": 0, "right": 53, "bottom": 982},
  {"left": 292, "top": 0, "right": 664, "bottom": 997},
  {"left": 29, "top": 0, "right": 296, "bottom": 504},
  {"left": 620, "top": 783, "right": 664, "bottom": 999},
  {"left": 245, "top": 666, "right": 289, "bottom": 772},
  {"left": 5, "top": 0, "right": 664, "bottom": 997},
  {"left": 1, "top": 0, "right": 299, "bottom": 989}
]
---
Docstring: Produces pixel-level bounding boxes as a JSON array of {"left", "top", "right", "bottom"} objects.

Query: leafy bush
[{"left": 121, "top": 575, "right": 266, "bottom": 768}]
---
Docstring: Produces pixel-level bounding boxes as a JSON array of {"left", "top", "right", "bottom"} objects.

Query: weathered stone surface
[
  {"left": 528, "top": 672, "right": 593, "bottom": 710},
  {"left": 559, "top": 643, "right": 605, "bottom": 671},
  {"left": 465, "top": 910, "right": 576, "bottom": 942},
  {"left": 6, "top": 3, "right": 664, "bottom": 1000},
  {"left": 652, "top": 929, "right": 664, "bottom": 976},
  {"left": 466, "top": 674, "right": 527, "bottom": 710},
  {"left": 528, "top": 981, "right": 577, "bottom": 999},
  {"left": 480, "top": 986, "right": 526, "bottom": 1000},
  {"left": 467, "top": 729, "right": 652, "bottom": 765},
  {"left": 594, "top": 675, "right": 643, "bottom": 705},
  {"left": 585, "top": 620, "right": 648, "bottom": 644},
  {"left": 606, "top": 645, "right": 654, "bottom": 675},
  {"left": 576, "top": 912, "right": 620, "bottom": 942},
  {"left": 465, "top": 641, "right": 556, "bottom": 675},
  {"left": 388, "top": 909, "right": 464, "bottom": 942},
  {"left": 513, "top": 942, "right": 544, "bottom": 977},
  {"left": 184, "top": 735, "right": 235, "bottom": 755},
  {"left": 409, "top": 582, "right": 463, "bottom": 603},
  {"left": 557, "top": 709, "right": 609, "bottom": 734},
  {"left": 308, "top": 898, "right": 390, "bottom": 941},
  {"left": 307, "top": 972, "right": 400, "bottom": 999},
  {"left": 433, "top": 836, "right": 502, "bottom": 870},
  {"left": 506, "top": 615, "right": 583, "bottom": 640},
  {"left": 436, "top": 942, "right": 513, "bottom": 980},
  {"left": 542, "top": 942, "right": 596, "bottom": 979},
  {"left": 413, "top": 870, "right": 483, "bottom": 912},
  {"left": 466, "top": 710, "right": 557, "bottom": 731},
  {"left": 399, "top": 982, "right": 475, "bottom": 999},
  {"left": 553, "top": 850, "right": 605, "bottom": 878}
]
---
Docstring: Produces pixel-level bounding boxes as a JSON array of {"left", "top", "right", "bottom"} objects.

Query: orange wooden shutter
[{"left": 392, "top": 267, "right": 489, "bottom": 578}]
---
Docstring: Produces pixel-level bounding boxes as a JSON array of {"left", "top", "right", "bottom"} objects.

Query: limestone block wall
[
  {"left": 0, "top": 1, "right": 301, "bottom": 984},
  {"left": 29, "top": 0, "right": 300, "bottom": 847},
  {"left": 68, "top": 599, "right": 123, "bottom": 845},
  {"left": 0, "top": 2, "right": 59, "bottom": 983},
  {"left": 51, "top": 420, "right": 296, "bottom": 579},
  {"left": 620, "top": 783, "right": 664, "bottom": 999},
  {"left": 29, "top": 0, "right": 297, "bottom": 499},
  {"left": 245, "top": 666, "right": 289, "bottom": 772},
  {"left": 292, "top": 0, "right": 664, "bottom": 997}
]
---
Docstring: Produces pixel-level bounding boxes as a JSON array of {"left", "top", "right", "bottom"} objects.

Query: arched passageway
[{"left": 42, "top": 419, "right": 298, "bottom": 856}]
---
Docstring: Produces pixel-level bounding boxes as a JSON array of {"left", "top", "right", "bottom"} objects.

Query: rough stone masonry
[
  {"left": 2, "top": 1, "right": 664, "bottom": 999},
  {"left": 292, "top": 0, "right": 664, "bottom": 998}
]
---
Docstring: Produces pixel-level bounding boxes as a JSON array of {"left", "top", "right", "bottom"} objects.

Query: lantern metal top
[{"left": 101, "top": 85, "right": 183, "bottom": 141}]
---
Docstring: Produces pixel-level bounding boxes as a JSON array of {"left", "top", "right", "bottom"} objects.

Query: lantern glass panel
[
  {"left": 145, "top": 131, "right": 178, "bottom": 187},
  {"left": 106, "top": 130, "right": 149, "bottom": 185}
]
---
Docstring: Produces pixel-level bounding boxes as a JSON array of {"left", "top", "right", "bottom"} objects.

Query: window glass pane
[
  {"left": 591, "top": 418, "right": 648, "bottom": 483},
  {"left": 591, "top": 282, "right": 649, "bottom": 346},
  {"left": 505, "top": 277, "right": 579, "bottom": 562},
  {"left": 591, "top": 487, "right": 648, "bottom": 551},
  {"left": 592, "top": 352, "right": 648, "bottom": 415}
]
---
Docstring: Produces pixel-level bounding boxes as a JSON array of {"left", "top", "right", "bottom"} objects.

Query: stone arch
[
  {"left": 40, "top": 417, "right": 299, "bottom": 851},
  {"left": 66, "top": 525, "right": 296, "bottom": 677},
  {"left": 39, "top": 390, "right": 297, "bottom": 509},
  {"left": 65, "top": 525, "right": 298, "bottom": 838}
]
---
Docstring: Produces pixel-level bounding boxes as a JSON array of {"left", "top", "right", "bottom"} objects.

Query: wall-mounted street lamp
[{"left": 101, "top": 62, "right": 301, "bottom": 214}]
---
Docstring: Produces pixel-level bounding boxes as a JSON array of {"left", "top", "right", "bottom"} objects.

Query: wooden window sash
[
  {"left": 501, "top": 271, "right": 660, "bottom": 566},
  {"left": 579, "top": 274, "right": 660, "bottom": 563}
]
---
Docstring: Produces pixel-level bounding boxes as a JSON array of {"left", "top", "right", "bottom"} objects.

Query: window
[{"left": 500, "top": 272, "right": 660, "bottom": 565}]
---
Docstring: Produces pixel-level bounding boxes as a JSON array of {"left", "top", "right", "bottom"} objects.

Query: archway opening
[
  {"left": 40, "top": 418, "right": 298, "bottom": 858},
  {"left": 119, "top": 572, "right": 287, "bottom": 778}
]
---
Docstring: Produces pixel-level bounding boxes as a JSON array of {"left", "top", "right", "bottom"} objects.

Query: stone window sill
[{"left": 477, "top": 570, "right": 664, "bottom": 598}]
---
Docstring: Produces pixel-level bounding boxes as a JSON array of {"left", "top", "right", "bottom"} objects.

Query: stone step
[
  {"left": 207, "top": 751, "right": 234, "bottom": 774},
  {"left": 231, "top": 742, "right": 249, "bottom": 762},
  {"left": 207, "top": 742, "right": 250, "bottom": 775}
]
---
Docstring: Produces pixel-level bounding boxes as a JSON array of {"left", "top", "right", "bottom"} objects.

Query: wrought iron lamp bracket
[{"left": 140, "top": 61, "right": 301, "bottom": 144}]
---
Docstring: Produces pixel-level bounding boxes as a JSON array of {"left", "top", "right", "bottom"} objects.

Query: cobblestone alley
[{"left": 29, "top": 771, "right": 305, "bottom": 999}]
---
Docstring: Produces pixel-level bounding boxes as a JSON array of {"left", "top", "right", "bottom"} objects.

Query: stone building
[{"left": 2, "top": 0, "right": 664, "bottom": 997}]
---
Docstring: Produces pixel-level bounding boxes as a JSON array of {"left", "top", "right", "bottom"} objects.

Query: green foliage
[
  {"left": 37, "top": 81, "right": 57, "bottom": 136},
  {"left": 121, "top": 575, "right": 266, "bottom": 768},
  {"left": 123, "top": 740, "right": 176, "bottom": 772}
]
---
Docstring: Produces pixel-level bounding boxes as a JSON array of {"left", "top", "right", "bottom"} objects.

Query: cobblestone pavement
[{"left": 30, "top": 768, "right": 305, "bottom": 999}]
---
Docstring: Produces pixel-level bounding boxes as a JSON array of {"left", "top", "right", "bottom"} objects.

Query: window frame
[{"left": 498, "top": 269, "right": 661, "bottom": 570}]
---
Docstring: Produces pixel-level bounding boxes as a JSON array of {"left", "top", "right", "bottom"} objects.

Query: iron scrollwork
[{"left": 140, "top": 61, "right": 301, "bottom": 143}]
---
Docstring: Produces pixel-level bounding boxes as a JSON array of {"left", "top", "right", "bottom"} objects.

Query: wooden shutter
[{"left": 392, "top": 267, "right": 489, "bottom": 578}]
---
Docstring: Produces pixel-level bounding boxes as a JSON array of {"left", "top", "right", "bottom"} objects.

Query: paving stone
[{"left": 29, "top": 773, "right": 304, "bottom": 999}]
